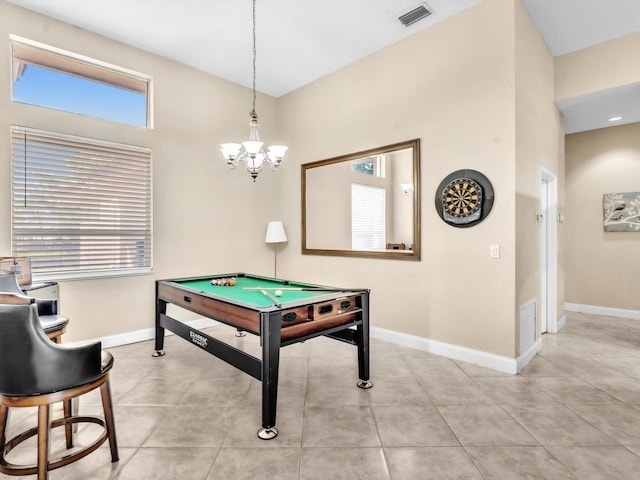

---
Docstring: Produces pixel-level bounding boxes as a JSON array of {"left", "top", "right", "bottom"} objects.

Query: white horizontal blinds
[
  {"left": 11, "top": 127, "right": 152, "bottom": 277},
  {"left": 351, "top": 183, "right": 386, "bottom": 250}
]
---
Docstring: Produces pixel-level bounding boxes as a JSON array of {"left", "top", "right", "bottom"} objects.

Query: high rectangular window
[
  {"left": 11, "top": 127, "right": 153, "bottom": 279},
  {"left": 11, "top": 36, "right": 151, "bottom": 128}
]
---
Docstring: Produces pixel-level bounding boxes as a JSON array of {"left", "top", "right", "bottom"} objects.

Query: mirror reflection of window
[
  {"left": 351, "top": 155, "right": 386, "bottom": 178},
  {"left": 351, "top": 184, "right": 386, "bottom": 250}
]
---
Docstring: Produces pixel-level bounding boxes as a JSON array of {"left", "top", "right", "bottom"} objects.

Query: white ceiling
[
  {"left": 6, "top": 0, "right": 640, "bottom": 133},
  {"left": 522, "top": 0, "right": 640, "bottom": 133}
]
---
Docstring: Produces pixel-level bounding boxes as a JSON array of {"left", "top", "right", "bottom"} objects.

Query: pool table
[{"left": 154, "top": 273, "right": 372, "bottom": 439}]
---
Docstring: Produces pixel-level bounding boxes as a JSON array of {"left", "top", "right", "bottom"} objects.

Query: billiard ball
[{"left": 274, "top": 289, "right": 283, "bottom": 297}]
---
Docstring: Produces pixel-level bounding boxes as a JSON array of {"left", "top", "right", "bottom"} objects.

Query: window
[
  {"left": 351, "top": 154, "right": 386, "bottom": 177},
  {"left": 11, "top": 36, "right": 151, "bottom": 128},
  {"left": 351, "top": 183, "right": 386, "bottom": 250},
  {"left": 11, "top": 127, "right": 152, "bottom": 279}
]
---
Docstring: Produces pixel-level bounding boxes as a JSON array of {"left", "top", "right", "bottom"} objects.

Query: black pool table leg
[
  {"left": 356, "top": 292, "right": 373, "bottom": 389},
  {"left": 152, "top": 295, "right": 166, "bottom": 357},
  {"left": 258, "top": 311, "right": 282, "bottom": 440}
]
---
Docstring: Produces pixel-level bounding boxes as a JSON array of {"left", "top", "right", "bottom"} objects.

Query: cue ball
[{"left": 275, "top": 289, "right": 283, "bottom": 297}]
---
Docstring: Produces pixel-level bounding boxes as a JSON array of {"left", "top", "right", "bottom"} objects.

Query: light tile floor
[{"left": 2, "top": 311, "right": 640, "bottom": 479}]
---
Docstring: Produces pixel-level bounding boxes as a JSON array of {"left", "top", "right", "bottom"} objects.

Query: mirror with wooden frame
[{"left": 301, "top": 138, "right": 420, "bottom": 260}]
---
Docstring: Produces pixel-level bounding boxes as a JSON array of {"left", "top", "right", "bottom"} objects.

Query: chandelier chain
[{"left": 251, "top": 0, "right": 257, "bottom": 117}]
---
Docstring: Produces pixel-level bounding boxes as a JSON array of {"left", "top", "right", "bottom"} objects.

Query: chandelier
[{"left": 220, "top": 0, "right": 287, "bottom": 181}]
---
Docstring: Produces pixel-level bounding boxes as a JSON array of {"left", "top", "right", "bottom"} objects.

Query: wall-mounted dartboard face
[
  {"left": 441, "top": 178, "right": 483, "bottom": 223},
  {"left": 435, "top": 170, "right": 494, "bottom": 227}
]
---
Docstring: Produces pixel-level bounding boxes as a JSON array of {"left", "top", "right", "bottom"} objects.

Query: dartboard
[
  {"left": 441, "top": 178, "right": 483, "bottom": 219},
  {"left": 435, "top": 169, "right": 494, "bottom": 228}
]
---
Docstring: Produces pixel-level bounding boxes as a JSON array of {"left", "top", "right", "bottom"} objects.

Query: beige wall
[
  {"left": 514, "top": 0, "right": 565, "bottom": 346},
  {"left": 0, "top": 1, "right": 280, "bottom": 342},
  {"left": 278, "top": 0, "right": 550, "bottom": 359},
  {"left": 555, "top": 33, "right": 640, "bottom": 100},
  {"left": 565, "top": 123, "right": 640, "bottom": 310}
]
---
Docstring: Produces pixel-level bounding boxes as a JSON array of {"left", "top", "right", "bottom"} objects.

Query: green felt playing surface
[{"left": 173, "top": 275, "right": 326, "bottom": 307}]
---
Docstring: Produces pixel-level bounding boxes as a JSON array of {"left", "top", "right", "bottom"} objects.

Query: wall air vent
[{"left": 398, "top": 3, "right": 432, "bottom": 27}]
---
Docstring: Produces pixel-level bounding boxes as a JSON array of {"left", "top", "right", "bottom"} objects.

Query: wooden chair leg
[
  {"left": 72, "top": 397, "right": 80, "bottom": 433},
  {"left": 37, "top": 405, "right": 50, "bottom": 480},
  {"left": 0, "top": 405, "right": 8, "bottom": 456},
  {"left": 63, "top": 399, "right": 73, "bottom": 449},
  {"left": 100, "top": 380, "right": 119, "bottom": 462}
]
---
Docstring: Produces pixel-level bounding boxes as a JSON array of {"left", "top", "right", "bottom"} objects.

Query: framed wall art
[{"left": 603, "top": 192, "right": 640, "bottom": 232}]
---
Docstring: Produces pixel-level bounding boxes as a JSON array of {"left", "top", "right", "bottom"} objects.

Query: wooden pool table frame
[{"left": 153, "top": 273, "right": 372, "bottom": 440}]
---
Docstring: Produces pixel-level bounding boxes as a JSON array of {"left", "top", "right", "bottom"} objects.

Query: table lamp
[{"left": 265, "top": 221, "right": 287, "bottom": 278}]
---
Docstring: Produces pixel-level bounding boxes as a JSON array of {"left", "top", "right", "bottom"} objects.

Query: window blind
[
  {"left": 11, "top": 126, "right": 152, "bottom": 279},
  {"left": 351, "top": 183, "right": 386, "bottom": 250}
]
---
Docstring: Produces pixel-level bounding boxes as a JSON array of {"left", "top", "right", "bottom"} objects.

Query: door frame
[{"left": 540, "top": 167, "right": 559, "bottom": 334}]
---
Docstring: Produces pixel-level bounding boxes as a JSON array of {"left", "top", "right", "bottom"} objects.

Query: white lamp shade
[
  {"left": 220, "top": 143, "right": 242, "bottom": 159},
  {"left": 242, "top": 140, "right": 264, "bottom": 155},
  {"left": 265, "top": 221, "right": 287, "bottom": 243},
  {"left": 267, "top": 145, "right": 288, "bottom": 159}
]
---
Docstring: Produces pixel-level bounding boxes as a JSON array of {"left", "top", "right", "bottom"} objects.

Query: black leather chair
[
  {"left": 0, "top": 274, "right": 68, "bottom": 343},
  {"left": 0, "top": 293, "right": 118, "bottom": 479}
]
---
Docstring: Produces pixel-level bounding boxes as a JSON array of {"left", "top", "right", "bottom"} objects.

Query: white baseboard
[
  {"left": 517, "top": 338, "right": 543, "bottom": 372},
  {"left": 565, "top": 303, "right": 640, "bottom": 320},
  {"left": 371, "top": 326, "right": 539, "bottom": 374},
  {"left": 93, "top": 318, "right": 218, "bottom": 349},
  {"left": 556, "top": 314, "right": 567, "bottom": 331},
  {"left": 92, "top": 319, "right": 542, "bottom": 375}
]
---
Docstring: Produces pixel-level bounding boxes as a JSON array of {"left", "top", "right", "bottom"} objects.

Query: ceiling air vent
[{"left": 398, "top": 3, "right": 432, "bottom": 27}]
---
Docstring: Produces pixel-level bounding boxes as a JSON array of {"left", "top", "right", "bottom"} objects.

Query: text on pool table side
[{"left": 190, "top": 331, "right": 208, "bottom": 348}]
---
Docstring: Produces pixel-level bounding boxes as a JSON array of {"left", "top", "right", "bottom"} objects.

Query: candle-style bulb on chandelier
[{"left": 220, "top": 0, "right": 287, "bottom": 182}]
